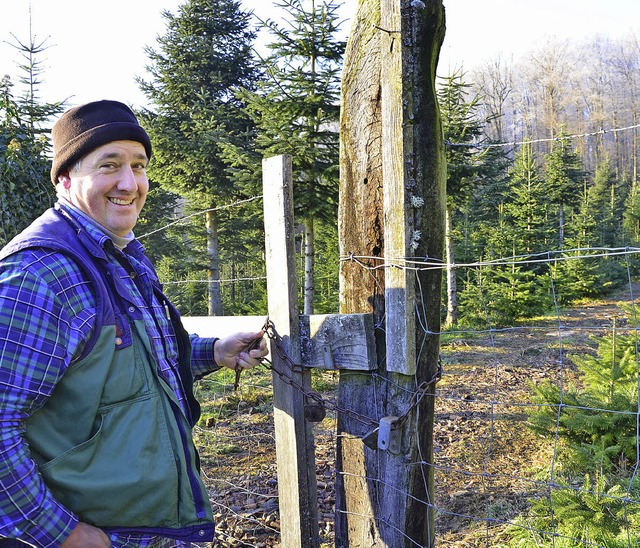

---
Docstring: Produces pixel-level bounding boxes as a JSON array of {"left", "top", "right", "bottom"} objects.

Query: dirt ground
[{"left": 195, "top": 288, "right": 632, "bottom": 547}]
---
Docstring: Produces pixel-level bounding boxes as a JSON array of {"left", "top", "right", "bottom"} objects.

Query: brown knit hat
[{"left": 50, "top": 99, "right": 152, "bottom": 185}]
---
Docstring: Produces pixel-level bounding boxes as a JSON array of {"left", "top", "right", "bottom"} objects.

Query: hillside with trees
[{"left": 441, "top": 34, "right": 640, "bottom": 326}]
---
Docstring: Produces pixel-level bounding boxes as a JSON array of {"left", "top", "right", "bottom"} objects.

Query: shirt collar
[{"left": 56, "top": 199, "right": 145, "bottom": 257}]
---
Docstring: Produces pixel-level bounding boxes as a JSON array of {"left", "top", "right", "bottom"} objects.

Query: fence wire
[
  {"left": 341, "top": 246, "right": 640, "bottom": 547},
  {"left": 152, "top": 197, "right": 640, "bottom": 547},
  {"left": 6, "top": 194, "right": 640, "bottom": 547}
]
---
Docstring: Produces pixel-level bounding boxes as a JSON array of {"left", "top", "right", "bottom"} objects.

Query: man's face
[{"left": 58, "top": 140, "right": 149, "bottom": 236}]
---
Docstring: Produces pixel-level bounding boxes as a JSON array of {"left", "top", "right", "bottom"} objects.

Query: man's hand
[
  {"left": 214, "top": 330, "right": 268, "bottom": 371},
  {"left": 60, "top": 522, "right": 111, "bottom": 547}
]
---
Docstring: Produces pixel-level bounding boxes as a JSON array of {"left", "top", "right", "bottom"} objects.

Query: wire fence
[
  {"left": 131, "top": 187, "right": 640, "bottom": 546},
  {"left": 5, "top": 195, "right": 640, "bottom": 547},
  {"left": 180, "top": 238, "right": 640, "bottom": 547}
]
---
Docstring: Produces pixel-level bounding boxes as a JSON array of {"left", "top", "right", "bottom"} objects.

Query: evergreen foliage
[
  {"left": 0, "top": 32, "right": 62, "bottom": 247},
  {"left": 235, "top": 0, "right": 345, "bottom": 314},
  {"left": 511, "top": 315, "right": 640, "bottom": 545},
  {"left": 509, "top": 474, "right": 640, "bottom": 547},
  {"left": 137, "top": 0, "right": 261, "bottom": 315}
]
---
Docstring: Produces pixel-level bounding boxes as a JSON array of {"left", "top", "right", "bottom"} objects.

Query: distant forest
[{"left": 439, "top": 33, "right": 640, "bottom": 328}]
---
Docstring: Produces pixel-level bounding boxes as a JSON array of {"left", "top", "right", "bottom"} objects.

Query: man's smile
[{"left": 108, "top": 197, "right": 136, "bottom": 206}]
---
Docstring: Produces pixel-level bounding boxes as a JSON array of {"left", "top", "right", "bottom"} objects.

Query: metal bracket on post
[
  {"left": 322, "top": 344, "right": 334, "bottom": 369},
  {"left": 378, "top": 416, "right": 401, "bottom": 454}
]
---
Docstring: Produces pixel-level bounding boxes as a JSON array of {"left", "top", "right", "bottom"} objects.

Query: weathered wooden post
[
  {"left": 337, "top": 0, "right": 446, "bottom": 546},
  {"left": 262, "top": 155, "right": 320, "bottom": 547}
]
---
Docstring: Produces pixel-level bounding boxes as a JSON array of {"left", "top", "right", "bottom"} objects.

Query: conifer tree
[
  {"left": 438, "top": 71, "right": 507, "bottom": 327},
  {"left": 516, "top": 317, "right": 640, "bottom": 546},
  {"left": 237, "top": 0, "right": 345, "bottom": 314},
  {"left": 0, "top": 29, "right": 62, "bottom": 246},
  {"left": 502, "top": 142, "right": 550, "bottom": 255},
  {"left": 543, "top": 133, "right": 585, "bottom": 249},
  {"left": 589, "top": 158, "right": 621, "bottom": 247},
  {"left": 138, "top": 0, "right": 259, "bottom": 315},
  {"left": 529, "top": 321, "right": 639, "bottom": 473}
]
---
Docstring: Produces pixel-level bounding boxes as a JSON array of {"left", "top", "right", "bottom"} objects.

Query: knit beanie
[{"left": 50, "top": 99, "right": 152, "bottom": 185}]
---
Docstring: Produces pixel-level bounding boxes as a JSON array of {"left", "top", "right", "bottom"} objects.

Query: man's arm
[
  {"left": 0, "top": 253, "right": 92, "bottom": 546},
  {"left": 189, "top": 331, "right": 267, "bottom": 379}
]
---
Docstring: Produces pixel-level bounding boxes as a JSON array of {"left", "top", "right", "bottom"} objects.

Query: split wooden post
[
  {"left": 262, "top": 154, "right": 319, "bottom": 547},
  {"left": 336, "top": 0, "right": 446, "bottom": 546},
  {"left": 381, "top": 0, "right": 416, "bottom": 376}
]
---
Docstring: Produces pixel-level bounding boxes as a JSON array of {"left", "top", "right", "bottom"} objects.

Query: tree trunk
[
  {"left": 444, "top": 204, "right": 457, "bottom": 328},
  {"left": 206, "top": 209, "right": 223, "bottom": 316},
  {"left": 337, "top": 0, "right": 446, "bottom": 547},
  {"left": 303, "top": 218, "right": 315, "bottom": 315},
  {"left": 336, "top": 4, "right": 385, "bottom": 544}
]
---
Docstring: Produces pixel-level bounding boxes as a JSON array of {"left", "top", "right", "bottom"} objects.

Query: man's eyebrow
[{"left": 95, "top": 151, "right": 149, "bottom": 162}]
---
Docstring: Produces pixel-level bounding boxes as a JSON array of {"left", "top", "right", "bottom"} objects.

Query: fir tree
[
  {"left": 0, "top": 29, "right": 62, "bottom": 246},
  {"left": 438, "top": 70, "right": 508, "bottom": 327},
  {"left": 529, "top": 320, "right": 639, "bottom": 473},
  {"left": 138, "top": 0, "right": 259, "bottom": 315},
  {"left": 502, "top": 142, "right": 551, "bottom": 256},
  {"left": 237, "top": 0, "right": 345, "bottom": 314},
  {"left": 589, "top": 158, "right": 621, "bottom": 247},
  {"left": 543, "top": 132, "right": 585, "bottom": 249}
]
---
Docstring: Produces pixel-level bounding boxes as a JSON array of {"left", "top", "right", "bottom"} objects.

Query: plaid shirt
[{"left": 0, "top": 204, "right": 218, "bottom": 547}]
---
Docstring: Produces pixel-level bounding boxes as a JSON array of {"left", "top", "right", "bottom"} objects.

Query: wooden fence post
[
  {"left": 262, "top": 154, "right": 320, "bottom": 547},
  {"left": 337, "top": 0, "right": 446, "bottom": 546}
]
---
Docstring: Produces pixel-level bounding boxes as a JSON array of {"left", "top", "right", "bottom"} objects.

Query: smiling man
[{"left": 0, "top": 100, "right": 267, "bottom": 548}]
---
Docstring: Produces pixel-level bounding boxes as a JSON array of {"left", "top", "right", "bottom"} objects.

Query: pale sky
[{"left": 1, "top": 1, "right": 639, "bottom": 110}]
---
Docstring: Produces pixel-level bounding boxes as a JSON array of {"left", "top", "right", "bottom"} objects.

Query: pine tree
[
  {"left": 138, "top": 0, "right": 259, "bottom": 315},
  {"left": 543, "top": 132, "right": 585, "bottom": 249},
  {"left": 0, "top": 29, "right": 62, "bottom": 246},
  {"left": 589, "top": 158, "right": 620, "bottom": 247},
  {"left": 237, "top": 0, "right": 345, "bottom": 314},
  {"left": 438, "top": 71, "right": 507, "bottom": 327},
  {"left": 502, "top": 142, "right": 551, "bottom": 255},
  {"left": 529, "top": 319, "right": 639, "bottom": 473},
  {"left": 515, "top": 315, "right": 640, "bottom": 546}
]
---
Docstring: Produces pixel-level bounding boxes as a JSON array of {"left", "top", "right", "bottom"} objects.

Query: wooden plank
[
  {"left": 381, "top": 0, "right": 416, "bottom": 376},
  {"left": 183, "top": 313, "right": 376, "bottom": 371},
  {"left": 180, "top": 315, "right": 266, "bottom": 338},
  {"left": 262, "top": 154, "right": 319, "bottom": 548},
  {"left": 300, "top": 313, "right": 376, "bottom": 370}
]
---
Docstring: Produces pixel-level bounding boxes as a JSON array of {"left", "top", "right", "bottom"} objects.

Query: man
[{"left": 0, "top": 100, "right": 267, "bottom": 547}]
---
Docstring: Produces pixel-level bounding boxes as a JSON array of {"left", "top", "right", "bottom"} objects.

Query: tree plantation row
[{"left": 442, "top": 32, "right": 640, "bottom": 327}]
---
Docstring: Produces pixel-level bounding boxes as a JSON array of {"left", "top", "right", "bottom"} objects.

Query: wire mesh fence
[{"left": 4, "top": 193, "right": 640, "bottom": 547}]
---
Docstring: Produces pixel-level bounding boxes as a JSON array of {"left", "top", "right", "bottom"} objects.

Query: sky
[{"left": 1, "top": 1, "right": 640, "bottom": 110}]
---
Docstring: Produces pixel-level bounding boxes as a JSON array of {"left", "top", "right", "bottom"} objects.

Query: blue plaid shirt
[{"left": 0, "top": 204, "right": 218, "bottom": 547}]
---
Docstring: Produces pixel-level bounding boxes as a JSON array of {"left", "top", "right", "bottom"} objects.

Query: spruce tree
[
  {"left": 138, "top": 0, "right": 259, "bottom": 315},
  {"left": 543, "top": 132, "right": 585, "bottom": 249},
  {"left": 438, "top": 70, "right": 508, "bottom": 327},
  {"left": 237, "top": 0, "right": 345, "bottom": 314},
  {"left": 589, "top": 158, "right": 620, "bottom": 247},
  {"left": 529, "top": 320, "right": 639, "bottom": 473},
  {"left": 0, "top": 30, "right": 62, "bottom": 246},
  {"left": 515, "top": 317, "right": 640, "bottom": 546},
  {"left": 502, "top": 142, "right": 551, "bottom": 255}
]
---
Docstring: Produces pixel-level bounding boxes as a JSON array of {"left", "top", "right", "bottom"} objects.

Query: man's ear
[{"left": 57, "top": 171, "right": 71, "bottom": 189}]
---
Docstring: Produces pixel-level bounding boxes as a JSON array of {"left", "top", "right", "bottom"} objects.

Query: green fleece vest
[{"left": 3, "top": 207, "right": 214, "bottom": 541}]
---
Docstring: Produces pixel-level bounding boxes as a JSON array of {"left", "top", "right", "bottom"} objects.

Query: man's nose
[{"left": 117, "top": 166, "right": 138, "bottom": 191}]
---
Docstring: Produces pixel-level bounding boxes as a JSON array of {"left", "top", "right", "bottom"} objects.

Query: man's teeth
[{"left": 109, "top": 198, "right": 134, "bottom": 205}]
